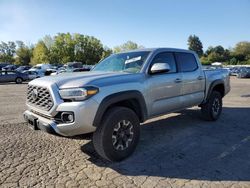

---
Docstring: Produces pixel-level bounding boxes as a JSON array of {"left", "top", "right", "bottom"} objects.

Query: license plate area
[{"left": 27, "top": 115, "right": 38, "bottom": 130}]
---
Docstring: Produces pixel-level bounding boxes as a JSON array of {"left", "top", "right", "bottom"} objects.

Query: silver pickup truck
[{"left": 24, "top": 48, "right": 230, "bottom": 161}]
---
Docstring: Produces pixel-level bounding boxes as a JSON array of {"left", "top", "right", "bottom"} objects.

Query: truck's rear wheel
[
  {"left": 93, "top": 107, "right": 140, "bottom": 162},
  {"left": 201, "top": 91, "right": 222, "bottom": 121}
]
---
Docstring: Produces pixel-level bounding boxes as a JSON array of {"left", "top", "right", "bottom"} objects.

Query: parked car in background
[
  {"left": 29, "top": 64, "right": 52, "bottom": 77},
  {"left": 49, "top": 63, "right": 92, "bottom": 75},
  {"left": 72, "top": 67, "right": 91, "bottom": 72},
  {"left": 44, "top": 69, "right": 57, "bottom": 76},
  {"left": 50, "top": 68, "right": 66, "bottom": 76},
  {"left": 16, "top": 66, "right": 31, "bottom": 72},
  {"left": 2, "top": 64, "right": 19, "bottom": 71},
  {"left": 83, "top": 65, "right": 93, "bottom": 70},
  {"left": 64, "top": 62, "right": 82, "bottom": 70},
  {"left": 230, "top": 67, "right": 240, "bottom": 76},
  {"left": 51, "top": 64, "right": 64, "bottom": 70},
  {"left": 0, "top": 63, "right": 10, "bottom": 70},
  {"left": 0, "top": 71, "right": 29, "bottom": 84},
  {"left": 237, "top": 67, "right": 250, "bottom": 78},
  {"left": 50, "top": 67, "right": 91, "bottom": 75},
  {"left": 22, "top": 70, "right": 39, "bottom": 80}
]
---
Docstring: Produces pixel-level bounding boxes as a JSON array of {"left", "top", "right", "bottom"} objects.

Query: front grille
[{"left": 27, "top": 85, "right": 54, "bottom": 111}]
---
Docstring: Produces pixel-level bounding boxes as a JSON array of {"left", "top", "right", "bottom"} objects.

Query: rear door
[
  {"left": 175, "top": 52, "right": 205, "bottom": 107},
  {"left": 146, "top": 52, "right": 183, "bottom": 117}
]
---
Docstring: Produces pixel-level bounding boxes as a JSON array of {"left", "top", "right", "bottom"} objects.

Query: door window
[
  {"left": 175, "top": 52, "right": 198, "bottom": 72},
  {"left": 151, "top": 52, "right": 177, "bottom": 73},
  {"left": 7, "top": 71, "right": 16, "bottom": 75}
]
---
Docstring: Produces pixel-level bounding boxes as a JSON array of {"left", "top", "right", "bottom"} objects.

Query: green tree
[
  {"left": 203, "top": 45, "right": 230, "bottom": 63},
  {"left": 113, "top": 41, "right": 143, "bottom": 53},
  {"left": 101, "top": 46, "right": 113, "bottom": 59},
  {"left": 31, "top": 41, "right": 50, "bottom": 65},
  {"left": 205, "top": 45, "right": 225, "bottom": 56},
  {"left": 48, "top": 33, "right": 105, "bottom": 65},
  {"left": 200, "top": 56, "right": 211, "bottom": 65},
  {"left": 42, "top": 35, "right": 55, "bottom": 64},
  {"left": 233, "top": 41, "right": 250, "bottom": 61},
  {"left": 187, "top": 35, "right": 203, "bottom": 57},
  {"left": 229, "top": 57, "right": 238, "bottom": 65},
  {"left": 207, "top": 52, "right": 223, "bottom": 62},
  {"left": 15, "top": 41, "right": 33, "bottom": 65},
  {"left": 73, "top": 34, "right": 104, "bottom": 65},
  {"left": 50, "top": 33, "right": 75, "bottom": 64},
  {"left": 0, "top": 41, "right": 16, "bottom": 63},
  {"left": 43, "top": 35, "right": 54, "bottom": 50}
]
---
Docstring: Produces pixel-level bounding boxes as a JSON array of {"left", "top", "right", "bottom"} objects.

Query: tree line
[
  {"left": 188, "top": 35, "right": 250, "bottom": 65},
  {"left": 0, "top": 33, "right": 249, "bottom": 65},
  {"left": 0, "top": 33, "right": 113, "bottom": 66}
]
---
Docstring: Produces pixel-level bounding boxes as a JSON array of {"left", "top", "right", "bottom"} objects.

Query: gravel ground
[{"left": 0, "top": 77, "right": 250, "bottom": 188}]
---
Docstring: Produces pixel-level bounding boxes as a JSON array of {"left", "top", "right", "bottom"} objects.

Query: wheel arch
[
  {"left": 93, "top": 90, "right": 147, "bottom": 127},
  {"left": 16, "top": 76, "right": 23, "bottom": 80},
  {"left": 206, "top": 80, "right": 225, "bottom": 101}
]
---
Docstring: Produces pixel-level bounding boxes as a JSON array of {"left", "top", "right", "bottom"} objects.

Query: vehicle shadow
[{"left": 81, "top": 107, "right": 250, "bottom": 181}]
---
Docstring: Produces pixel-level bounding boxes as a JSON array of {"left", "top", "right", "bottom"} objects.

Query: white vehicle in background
[
  {"left": 29, "top": 64, "right": 52, "bottom": 77},
  {"left": 50, "top": 68, "right": 66, "bottom": 76}
]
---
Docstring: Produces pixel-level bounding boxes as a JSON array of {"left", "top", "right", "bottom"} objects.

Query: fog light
[{"left": 61, "top": 112, "right": 74, "bottom": 123}]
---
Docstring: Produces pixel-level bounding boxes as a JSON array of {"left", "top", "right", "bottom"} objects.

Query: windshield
[{"left": 92, "top": 51, "right": 150, "bottom": 73}]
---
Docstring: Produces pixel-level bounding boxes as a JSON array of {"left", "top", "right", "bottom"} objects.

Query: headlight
[{"left": 59, "top": 87, "right": 99, "bottom": 101}]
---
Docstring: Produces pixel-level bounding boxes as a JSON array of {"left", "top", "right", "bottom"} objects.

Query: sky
[{"left": 0, "top": 0, "right": 250, "bottom": 50}]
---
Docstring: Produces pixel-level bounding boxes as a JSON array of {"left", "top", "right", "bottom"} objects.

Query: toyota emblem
[{"left": 32, "top": 89, "right": 38, "bottom": 100}]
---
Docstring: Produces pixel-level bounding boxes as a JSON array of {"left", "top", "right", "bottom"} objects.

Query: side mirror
[{"left": 150, "top": 63, "right": 170, "bottom": 74}]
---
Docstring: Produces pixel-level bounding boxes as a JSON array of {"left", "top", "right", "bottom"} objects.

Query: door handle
[
  {"left": 197, "top": 76, "right": 204, "bottom": 80},
  {"left": 175, "top": 78, "right": 182, "bottom": 83}
]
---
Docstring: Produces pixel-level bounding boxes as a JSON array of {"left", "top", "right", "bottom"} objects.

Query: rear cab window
[{"left": 175, "top": 52, "right": 198, "bottom": 72}]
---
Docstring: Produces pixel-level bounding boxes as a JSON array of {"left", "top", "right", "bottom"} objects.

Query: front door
[{"left": 146, "top": 52, "right": 183, "bottom": 117}]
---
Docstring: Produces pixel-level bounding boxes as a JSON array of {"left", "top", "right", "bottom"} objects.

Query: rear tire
[
  {"left": 93, "top": 107, "right": 140, "bottom": 162},
  {"left": 15, "top": 77, "right": 23, "bottom": 84},
  {"left": 201, "top": 91, "right": 222, "bottom": 121}
]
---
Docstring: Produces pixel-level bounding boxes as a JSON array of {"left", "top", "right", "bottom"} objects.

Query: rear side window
[
  {"left": 175, "top": 52, "right": 198, "bottom": 72},
  {"left": 151, "top": 52, "right": 177, "bottom": 73}
]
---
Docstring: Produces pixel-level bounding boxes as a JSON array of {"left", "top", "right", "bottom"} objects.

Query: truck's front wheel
[
  {"left": 93, "top": 107, "right": 140, "bottom": 162},
  {"left": 201, "top": 91, "right": 222, "bottom": 121}
]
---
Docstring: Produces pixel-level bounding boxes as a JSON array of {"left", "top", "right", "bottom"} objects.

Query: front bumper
[
  {"left": 24, "top": 99, "right": 99, "bottom": 136},
  {"left": 23, "top": 110, "right": 58, "bottom": 134}
]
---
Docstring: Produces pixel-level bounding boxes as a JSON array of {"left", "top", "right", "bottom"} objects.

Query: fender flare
[
  {"left": 205, "top": 79, "right": 225, "bottom": 102},
  {"left": 93, "top": 90, "right": 147, "bottom": 127}
]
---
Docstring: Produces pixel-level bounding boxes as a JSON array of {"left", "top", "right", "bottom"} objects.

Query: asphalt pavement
[{"left": 0, "top": 77, "right": 250, "bottom": 188}]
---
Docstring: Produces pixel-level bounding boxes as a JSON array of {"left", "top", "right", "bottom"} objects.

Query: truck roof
[{"left": 117, "top": 48, "right": 196, "bottom": 54}]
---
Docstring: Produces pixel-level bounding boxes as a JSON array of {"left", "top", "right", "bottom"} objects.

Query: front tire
[
  {"left": 201, "top": 91, "right": 222, "bottom": 121},
  {"left": 93, "top": 107, "right": 140, "bottom": 162}
]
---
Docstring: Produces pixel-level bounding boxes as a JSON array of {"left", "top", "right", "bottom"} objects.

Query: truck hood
[{"left": 29, "top": 71, "right": 144, "bottom": 89}]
